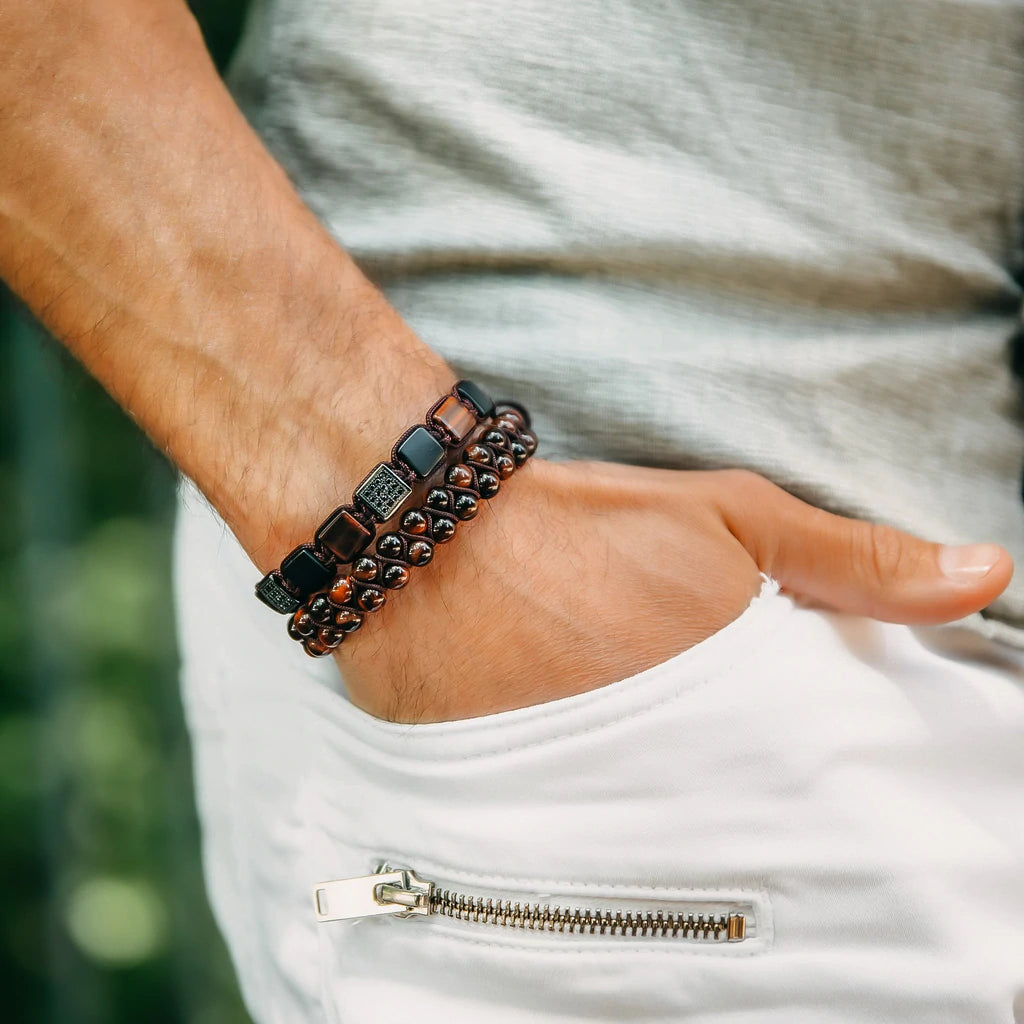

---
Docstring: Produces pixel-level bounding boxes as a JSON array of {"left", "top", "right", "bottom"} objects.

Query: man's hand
[{"left": 337, "top": 459, "right": 1013, "bottom": 723}]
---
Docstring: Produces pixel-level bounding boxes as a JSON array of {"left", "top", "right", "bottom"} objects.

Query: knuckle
[{"left": 856, "top": 523, "right": 908, "bottom": 590}]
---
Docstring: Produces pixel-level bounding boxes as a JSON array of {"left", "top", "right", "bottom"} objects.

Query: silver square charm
[{"left": 355, "top": 463, "right": 412, "bottom": 520}]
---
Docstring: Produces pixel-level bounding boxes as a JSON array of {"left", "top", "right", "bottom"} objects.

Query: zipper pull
[{"left": 313, "top": 864, "right": 434, "bottom": 923}]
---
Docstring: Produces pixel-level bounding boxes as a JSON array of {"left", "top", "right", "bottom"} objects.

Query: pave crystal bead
[
  {"left": 280, "top": 546, "right": 334, "bottom": 594},
  {"left": 431, "top": 516, "right": 456, "bottom": 542},
  {"left": 255, "top": 573, "right": 300, "bottom": 615},
  {"left": 401, "top": 509, "right": 428, "bottom": 534},
  {"left": 455, "top": 379, "right": 496, "bottom": 418},
  {"left": 316, "top": 508, "right": 373, "bottom": 562},
  {"left": 355, "top": 463, "right": 413, "bottom": 520},
  {"left": 353, "top": 557, "right": 379, "bottom": 582},
  {"left": 395, "top": 426, "right": 445, "bottom": 478},
  {"left": 382, "top": 564, "right": 410, "bottom": 590},
  {"left": 376, "top": 533, "right": 403, "bottom": 558},
  {"left": 430, "top": 394, "right": 477, "bottom": 442}
]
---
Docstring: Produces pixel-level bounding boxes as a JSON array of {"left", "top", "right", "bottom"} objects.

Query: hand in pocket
[{"left": 336, "top": 459, "right": 1012, "bottom": 723}]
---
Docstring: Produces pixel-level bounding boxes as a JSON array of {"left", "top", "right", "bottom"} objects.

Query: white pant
[{"left": 175, "top": 485, "right": 1024, "bottom": 1023}]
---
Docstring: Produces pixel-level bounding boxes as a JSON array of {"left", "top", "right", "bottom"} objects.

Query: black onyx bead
[
  {"left": 382, "top": 564, "right": 410, "bottom": 590},
  {"left": 483, "top": 430, "right": 506, "bottom": 446},
  {"left": 446, "top": 464, "right": 474, "bottom": 489},
  {"left": 455, "top": 379, "right": 496, "bottom": 418},
  {"left": 280, "top": 546, "right": 334, "bottom": 595},
  {"left": 477, "top": 471, "right": 500, "bottom": 498},
  {"left": 407, "top": 540, "right": 434, "bottom": 566},
  {"left": 334, "top": 608, "right": 364, "bottom": 633},
  {"left": 509, "top": 440, "right": 528, "bottom": 465},
  {"left": 431, "top": 516, "right": 456, "bottom": 542},
  {"left": 494, "top": 453, "right": 515, "bottom": 479},
  {"left": 454, "top": 494, "right": 479, "bottom": 521},
  {"left": 376, "top": 533, "right": 403, "bottom": 558},
  {"left": 255, "top": 573, "right": 300, "bottom": 615},
  {"left": 309, "top": 595, "right": 335, "bottom": 624},
  {"left": 353, "top": 557, "right": 379, "bottom": 582},
  {"left": 427, "top": 488, "right": 451, "bottom": 511},
  {"left": 401, "top": 509, "right": 428, "bottom": 535},
  {"left": 357, "top": 587, "right": 386, "bottom": 612},
  {"left": 464, "top": 444, "right": 492, "bottom": 466},
  {"left": 395, "top": 426, "right": 445, "bottom": 478}
]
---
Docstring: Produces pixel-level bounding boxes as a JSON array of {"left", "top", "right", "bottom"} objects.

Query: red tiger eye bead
[
  {"left": 465, "top": 444, "right": 492, "bottom": 465},
  {"left": 498, "top": 407, "right": 525, "bottom": 428},
  {"left": 382, "top": 564, "right": 410, "bottom": 590},
  {"left": 309, "top": 595, "right": 334, "bottom": 623},
  {"left": 431, "top": 516, "right": 456, "bottom": 542},
  {"left": 376, "top": 533, "right": 403, "bottom": 558},
  {"left": 303, "top": 637, "right": 333, "bottom": 658},
  {"left": 482, "top": 429, "right": 506, "bottom": 446},
  {"left": 402, "top": 509, "right": 428, "bottom": 534},
  {"left": 317, "top": 626, "right": 346, "bottom": 648},
  {"left": 446, "top": 464, "right": 474, "bottom": 488},
  {"left": 334, "top": 608, "right": 364, "bottom": 632},
  {"left": 509, "top": 440, "right": 528, "bottom": 465},
  {"left": 454, "top": 494, "right": 479, "bottom": 520},
  {"left": 353, "top": 557, "right": 379, "bottom": 582},
  {"left": 427, "top": 488, "right": 451, "bottom": 510},
  {"left": 290, "top": 609, "right": 315, "bottom": 637},
  {"left": 520, "top": 430, "right": 538, "bottom": 455},
  {"left": 430, "top": 394, "right": 477, "bottom": 442},
  {"left": 494, "top": 453, "right": 515, "bottom": 479},
  {"left": 407, "top": 540, "right": 434, "bottom": 566},
  {"left": 497, "top": 417, "right": 521, "bottom": 434},
  {"left": 476, "top": 471, "right": 500, "bottom": 498},
  {"left": 357, "top": 587, "right": 386, "bottom": 612},
  {"left": 328, "top": 575, "right": 355, "bottom": 606}
]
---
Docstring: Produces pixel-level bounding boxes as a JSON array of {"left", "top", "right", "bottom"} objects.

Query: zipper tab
[{"left": 313, "top": 864, "right": 433, "bottom": 922}]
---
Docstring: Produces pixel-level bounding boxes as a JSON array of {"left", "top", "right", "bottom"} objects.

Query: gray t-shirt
[{"left": 226, "top": 0, "right": 1024, "bottom": 640}]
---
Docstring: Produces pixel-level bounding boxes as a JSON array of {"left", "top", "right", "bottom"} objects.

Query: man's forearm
[{"left": 0, "top": 0, "right": 452, "bottom": 569}]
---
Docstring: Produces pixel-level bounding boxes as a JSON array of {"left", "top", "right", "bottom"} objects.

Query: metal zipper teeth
[{"left": 429, "top": 888, "right": 745, "bottom": 941}]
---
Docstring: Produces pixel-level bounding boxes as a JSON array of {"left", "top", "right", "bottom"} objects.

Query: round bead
[
  {"left": 431, "top": 516, "right": 456, "bottom": 542},
  {"left": 494, "top": 453, "right": 516, "bottom": 479},
  {"left": 520, "top": 430, "right": 538, "bottom": 455},
  {"left": 476, "top": 471, "right": 500, "bottom": 498},
  {"left": 454, "top": 494, "right": 479, "bottom": 521},
  {"left": 446, "top": 464, "right": 474, "bottom": 489},
  {"left": 309, "top": 595, "right": 334, "bottom": 623},
  {"left": 465, "top": 444, "right": 492, "bottom": 465},
  {"left": 316, "top": 626, "right": 345, "bottom": 648},
  {"left": 303, "top": 637, "right": 333, "bottom": 658},
  {"left": 328, "top": 575, "right": 355, "bottom": 606},
  {"left": 376, "top": 533, "right": 403, "bottom": 558},
  {"left": 334, "top": 608, "right": 364, "bottom": 633},
  {"left": 402, "top": 509, "right": 428, "bottom": 534},
  {"left": 357, "top": 587, "right": 386, "bottom": 612},
  {"left": 289, "top": 609, "right": 315, "bottom": 637},
  {"left": 498, "top": 407, "right": 525, "bottom": 428},
  {"left": 407, "top": 540, "right": 434, "bottom": 566},
  {"left": 483, "top": 429, "right": 506, "bottom": 446},
  {"left": 427, "top": 488, "right": 451, "bottom": 510},
  {"left": 510, "top": 440, "right": 528, "bottom": 465},
  {"left": 498, "top": 417, "right": 521, "bottom": 433},
  {"left": 353, "top": 557, "right": 379, "bottom": 582},
  {"left": 382, "top": 564, "right": 410, "bottom": 590}
]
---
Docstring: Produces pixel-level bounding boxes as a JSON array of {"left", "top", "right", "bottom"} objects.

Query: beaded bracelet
[
  {"left": 254, "top": 379, "right": 498, "bottom": 615},
  {"left": 287, "top": 405, "right": 537, "bottom": 657}
]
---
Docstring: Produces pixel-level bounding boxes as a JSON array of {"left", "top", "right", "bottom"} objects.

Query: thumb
[{"left": 716, "top": 472, "right": 1014, "bottom": 625}]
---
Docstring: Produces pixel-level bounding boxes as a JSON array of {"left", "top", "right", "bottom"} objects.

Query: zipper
[{"left": 313, "top": 864, "right": 751, "bottom": 943}]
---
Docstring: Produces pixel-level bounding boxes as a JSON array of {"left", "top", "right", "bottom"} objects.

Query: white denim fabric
[{"left": 175, "top": 485, "right": 1024, "bottom": 1023}]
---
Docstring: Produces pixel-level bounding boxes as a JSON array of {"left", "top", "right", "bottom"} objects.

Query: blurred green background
[{"left": 1, "top": 4, "right": 253, "bottom": 1021}]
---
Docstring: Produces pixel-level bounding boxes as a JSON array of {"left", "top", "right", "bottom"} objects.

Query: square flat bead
[
  {"left": 455, "top": 379, "right": 496, "bottom": 418},
  {"left": 430, "top": 395, "right": 477, "bottom": 442},
  {"left": 255, "top": 573, "right": 300, "bottom": 615},
  {"left": 396, "top": 426, "right": 445, "bottom": 478},
  {"left": 316, "top": 508, "right": 373, "bottom": 561},
  {"left": 280, "top": 546, "right": 334, "bottom": 594},
  {"left": 354, "top": 463, "right": 413, "bottom": 520}
]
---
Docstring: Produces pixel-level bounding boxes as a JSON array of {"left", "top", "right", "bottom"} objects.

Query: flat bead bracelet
[
  {"left": 254, "top": 379, "right": 499, "bottom": 615},
  {"left": 287, "top": 405, "right": 537, "bottom": 657}
]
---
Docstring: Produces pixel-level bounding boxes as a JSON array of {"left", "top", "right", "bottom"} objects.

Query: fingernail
[{"left": 938, "top": 543, "right": 1002, "bottom": 583}]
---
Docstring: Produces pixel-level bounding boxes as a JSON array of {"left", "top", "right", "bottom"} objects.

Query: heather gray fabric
[{"left": 226, "top": 0, "right": 1024, "bottom": 639}]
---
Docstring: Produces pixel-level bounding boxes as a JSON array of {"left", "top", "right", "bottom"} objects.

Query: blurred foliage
[{"left": 1, "top": 2, "right": 252, "bottom": 1022}]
